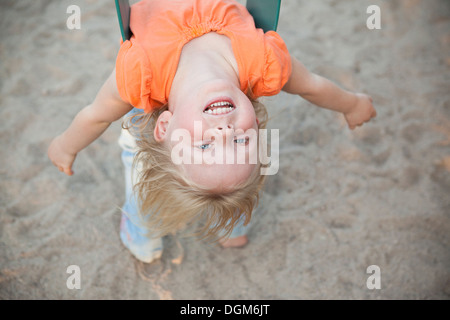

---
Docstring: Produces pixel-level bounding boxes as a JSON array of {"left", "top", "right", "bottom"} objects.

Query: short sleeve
[
  {"left": 258, "top": 31, "right": 292, "bottom": 96},
  {"left": 115, "top": 39, "right": 153, "bottom": 113}
]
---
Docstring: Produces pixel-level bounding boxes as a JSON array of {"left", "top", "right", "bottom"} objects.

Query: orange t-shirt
[{"left": 116, "top": 0, "right": 292, "bottom": 113}]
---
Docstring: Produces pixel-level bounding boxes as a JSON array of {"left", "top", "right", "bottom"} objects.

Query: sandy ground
[{"left": 0, "top": 0, "right": 449, "bottom": 300}]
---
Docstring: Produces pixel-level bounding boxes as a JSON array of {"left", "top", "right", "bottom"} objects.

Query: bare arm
[
  {"left": 48, "top": 69, "right": 133, "bottom": 175},
  {"left": 283, "top": 56, "right": 376, "bottom": 129}
]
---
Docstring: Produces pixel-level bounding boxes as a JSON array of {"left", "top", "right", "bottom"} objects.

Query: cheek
[
  {"left": 238, "top": 108, "right": 258, "bottom": 130},
  {"left": 169, "top": 112, "right": 204, "bottom": 139}
]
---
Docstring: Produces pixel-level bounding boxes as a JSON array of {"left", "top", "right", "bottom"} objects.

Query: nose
[
  {"left": 214, "top": 124, "right": 234, "bottom": 144},
  {"left": 216, "top": 124, "right": 234, "bottom": 131}
]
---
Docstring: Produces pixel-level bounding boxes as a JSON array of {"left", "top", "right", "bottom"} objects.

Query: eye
[
  {"left": 234, "top": 137, "right": 249, "bottom": 145},
  {"left": 197, "top": 143, "right": 212, "bottom": 150}
]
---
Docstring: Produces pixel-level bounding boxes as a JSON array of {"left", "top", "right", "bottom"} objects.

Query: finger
[{"left": 63, "top": 167, "right": 74, "bottom": 176}]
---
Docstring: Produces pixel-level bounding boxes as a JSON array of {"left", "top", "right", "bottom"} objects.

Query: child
[{"left": 48, "top": 0, "right": 376, "bottom": 263}]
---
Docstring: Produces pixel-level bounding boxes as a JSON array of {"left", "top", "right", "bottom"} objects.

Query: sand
[{"left": 0, "top": 0, "right": 449, "bottom": 300}]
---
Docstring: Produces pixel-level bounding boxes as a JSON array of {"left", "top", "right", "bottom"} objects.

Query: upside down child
[{"left": 48, "top": 0, "right": 376, "bottom": 263}]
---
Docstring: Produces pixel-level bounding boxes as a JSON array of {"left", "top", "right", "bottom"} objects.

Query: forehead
[{"left": 181, "top": 162, "right": 257, "bottom": 193}]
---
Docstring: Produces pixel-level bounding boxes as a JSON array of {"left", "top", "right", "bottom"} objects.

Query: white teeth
[
  {"left": 204, "top": 101, "right": 234, "bottom": 115},
  {"left": 211, "top": 102, "right": 228, "bottom": 107}
]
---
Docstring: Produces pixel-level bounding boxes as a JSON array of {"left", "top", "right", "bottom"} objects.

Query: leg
[
  {"left": 119, "top": 130, "right": 163, "bottom": 263},
  {"left": 219, "top": 215, "right": 251, "bottom": 248}
]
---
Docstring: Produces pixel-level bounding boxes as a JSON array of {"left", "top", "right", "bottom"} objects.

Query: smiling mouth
[{"left": 203, "top": 101, "right": 235, "bottom": 115}]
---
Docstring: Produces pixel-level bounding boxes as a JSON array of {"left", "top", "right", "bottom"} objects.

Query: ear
[{"left": 154, "top": 110, "right": 173, "bottom": 142}]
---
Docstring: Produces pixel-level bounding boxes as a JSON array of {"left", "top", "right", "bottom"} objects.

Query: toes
[{"left": 220, "top": 235, "right": 248, "bottom": 248}]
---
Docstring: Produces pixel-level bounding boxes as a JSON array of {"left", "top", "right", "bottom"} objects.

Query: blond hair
[{"left": 123, "top": 100, "right": 269, "bottom": 241}]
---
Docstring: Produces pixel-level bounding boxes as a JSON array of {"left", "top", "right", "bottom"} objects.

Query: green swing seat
[{"left": 115, "top": 0, "right": 282, "bottom": 42}]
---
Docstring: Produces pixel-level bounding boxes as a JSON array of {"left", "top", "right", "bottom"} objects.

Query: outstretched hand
[
  {"left": 48, "top": 136, "right": 76, "bottom": 176},
  {"left": 344, "top": 93, "right": 377, "bottom": 130}
]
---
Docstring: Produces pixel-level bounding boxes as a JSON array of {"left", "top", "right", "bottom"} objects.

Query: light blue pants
[
  {"left": 119, "top": 149, "right": 164, "bottom": 263},
  {"left": 119, "top": 110, "right": 250, "bottom": 263}
]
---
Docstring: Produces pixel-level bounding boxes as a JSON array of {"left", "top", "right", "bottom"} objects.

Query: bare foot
[{"left": 219, "top": 235, "right": 248, "bottom": 248}]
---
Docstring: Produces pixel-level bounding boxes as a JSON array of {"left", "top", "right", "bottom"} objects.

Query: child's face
[{"left": 156, "top": 80, "right": 259, "bottom": 193}]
